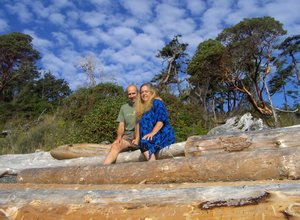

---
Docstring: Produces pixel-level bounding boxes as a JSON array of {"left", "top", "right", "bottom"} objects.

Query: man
[{"left": 103, "top": 85, "right": 138, "bottom": 164}]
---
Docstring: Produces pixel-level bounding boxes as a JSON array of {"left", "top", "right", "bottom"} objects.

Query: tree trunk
[
  {"left": 1, "top": 181, "right": 300, "bottom": 219},
  {"left": 185, "top": 125, "right": 300, "bottom": 157},
  {"left": 17, "top": 146, "right": 300, "bottom": 184}
]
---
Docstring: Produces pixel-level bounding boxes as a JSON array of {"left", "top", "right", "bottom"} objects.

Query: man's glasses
[{"left": 128, "top": 92, "right": 136, "bottom": 95}]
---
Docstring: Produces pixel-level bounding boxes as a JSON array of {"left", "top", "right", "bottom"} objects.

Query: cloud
[
  {"left": 186, "top": 0, "right": 207, "bottom": 15},
  {"left": 23, "top": 30, "right": 53, "bottom": 53},
  {"left": 5, "top": 2, "right": 33, "bottom": 23},
  {"left": 0, "top": 19, "right": 9, "bottom": 33},
  {"left": 2, "top": 0, "right": 299, "bottom": 91},
  {"left": 154, "top": 3, "right": 196, "bottom": 36},
  {"left": 70, "top": 29, "right": 101, "bottom": 48},
  {"left": 131, "top": 33, "right": 164, "bottom": 57},
  {"left": 80, "top": 11, "right": 107, "bottom": 27},
  {"left": 48, "top": 12, "right": 66, "bottom": 26},
  {"left": 110, "top": 26, "right": 137, "bottom": 42},
  {"left": 121, "top": 0, "right": 154, "bottom": 19},
  {"left": 30, "top": 1, "right": 50, "bottom": 19},
  {"left": 52, "top": 32, "right": 74, "bottom": 47}
]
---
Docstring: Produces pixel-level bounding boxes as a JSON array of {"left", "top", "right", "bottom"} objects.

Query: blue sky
[{"left": 0, "top": 0, "right": 299, "bottom": 96}]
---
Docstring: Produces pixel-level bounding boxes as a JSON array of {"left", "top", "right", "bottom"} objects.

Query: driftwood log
[
  {"left": 17, "top": 146, "right": 300, "bottom": 184},
  {"left": 1, "top": 181, "right": 300, "bottom": 219},
  {"left": 49, "top": 142, "right": 186, "bottom": 162},
  {"left": 50, "top": 143, "right": 110, "bottom": 159},
  {"left": 185, "top": 125, "right": 300, "bottom": 157},
  {"left": 116, "top": 141, "right": 185, "bottom": 163}
]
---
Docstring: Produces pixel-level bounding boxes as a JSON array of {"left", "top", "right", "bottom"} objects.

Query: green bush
[
  {"left": 69, "top": 96, "right": 126, "bottom": 143},
  {"left": 60, "top": 83, "right": 124, "bottom": 122},
  {"left": 0, "top": 116, "right": 72, "bottom": 154},
  {"left": 161, "top": 93, "right": 208, "bottom": 142},
  {"left": 59, "top": 83, "right": 127, "bottom": 144}
]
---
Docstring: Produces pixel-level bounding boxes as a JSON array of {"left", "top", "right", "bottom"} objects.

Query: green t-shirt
[{"left": 117, "top": 103, "right": 135, "bottom": 138}]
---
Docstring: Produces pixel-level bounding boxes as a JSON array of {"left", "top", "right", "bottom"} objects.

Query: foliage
[
  {"left": 1, "top": 18, "right": 299, "bottom": 155},
  {"left": 187, "top": 39, "right": 228, "bottom": 115},
  {"left": 217, "top": 16, "right": 287, "bottom": 116},
  {"left": 0, "top": 116, "right": 72, "bottom": 154},
  {"left": 60, "top": 83, "right": 124, "bottom": 122},
  {"left": 59, "top": 83, "right": 127, "bottom": 143},
  {"left": 161, "top": 93, "right": 208, "bottom": 142},
  {"left": 0, "top": 32, "right": 40, "bottom": 101},
  {"left": 270, "top": 35, "right": 300, "bottom": 108},
  {"left": 153, "top": 35, "right": 189, "bottom": 97},
  {"left": 0, "top": 33, "right": 71, "bottom": 127},
  {"left": 36, "top": 71, "right": 72, "bottom": 105},
  {"left": 68, "top": 96, "right": 126, "bottom": 143},
  {"left": 276, "top": 34, "right": 300, "bottom": 83}
]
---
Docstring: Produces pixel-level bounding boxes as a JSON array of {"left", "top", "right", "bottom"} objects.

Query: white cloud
[
  {"left": 41, "top": 53, "right": 66, "bottom": 77},
  {"left": 70, "top": 29, "right": 100, "bottom": 48},
  {"left": 80, "top": 11, "right": 107, "bottom": 27},
  {"left": 110, "top": 47, "right": 146, "bottom": 66},
  {"left": 131, "top": 33, "right": 164, "bottom": 57},
  {"left": 5, "top": 2, "right": 33, "bottom": 23},
  {"left": 23, "top": 30, "right": 53, "bottom": 54},
  {"left": 109, "top": 26, "right": 137, "bottom": 45},
  {"left": 154, "top": 3, "right": 196, "bottom": 36},
  {"left": 186, "top": 0, "right": 207, "bottom": 15},
  {"left": 49, "top": 12, "right": 65, "bottom": 25},
  {"left": 142, "top": 24, "right": 163, "bottom": 38},
  {"left": 41, "top": 49, "right": 86, "bottom": 89},
  {"left": 121, "top": 0, "right": 154, "bottom": 19},
  {"left": 0, "top": 19, "right": 9, "bottom": 33},
  {"left": 51, "top": 0, "right": 74, "bottom": 9},
  {"left": 30, "top": 1, "right": 50, "bottom": 19},
  {"left": 2, "top": 0, "right": 299, "bottom": 91},
  {"left": 52, "top": 32, "right": 73, "bottom": 47}
]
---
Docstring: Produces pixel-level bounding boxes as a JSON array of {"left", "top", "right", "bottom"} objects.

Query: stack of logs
[
  {"left": 18, "top": 125, "right": 300, "bottom": 184},
  {"left": 1, "top": 125, "right": 300, "bottom": 219}
]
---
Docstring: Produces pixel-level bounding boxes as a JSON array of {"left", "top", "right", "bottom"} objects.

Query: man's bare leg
[{"left": 103, "top": 139, "right": 132, "bottom": 165}]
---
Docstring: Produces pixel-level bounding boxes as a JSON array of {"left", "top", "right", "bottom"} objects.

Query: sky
[{"left": 0, "top": 0, "right": 299, "bottom": 93}]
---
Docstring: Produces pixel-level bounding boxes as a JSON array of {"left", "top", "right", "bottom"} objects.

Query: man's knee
[{"left": 110, "top": 142, "right": 122, "bottom": 152}]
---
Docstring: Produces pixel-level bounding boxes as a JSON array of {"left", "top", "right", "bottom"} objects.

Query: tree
[
  {"left": 269, "top": 35, "right": 300, "bottom": 109},
  {"left": 36, "top": 71, "right": 71, "bottom": 105},
  {"left": 0, "top": 32, "right": 40, "bottom": 101},
  {"left": 79, "top": 55, "right": 116, "bottom": 88},
  {"left": 277, "top": 34, "right": 300, "bottom": 83},
  {"left": 153, "top": 35, "right": 189, "bottom": 97},
  {"left": 217, "top": 17, "right": 287, "bottom": 116},
  {"left": 187, "top": 39, "right": 229, "bottom": 115}
]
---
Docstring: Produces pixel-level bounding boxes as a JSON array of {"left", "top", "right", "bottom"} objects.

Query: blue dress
[{"left": 139, "top": 99, "right": 175, "bottom": 157}]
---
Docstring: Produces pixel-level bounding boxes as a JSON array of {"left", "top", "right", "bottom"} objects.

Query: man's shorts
[{"left": 123, "top": 135, "right": 139, "bottom": 151}]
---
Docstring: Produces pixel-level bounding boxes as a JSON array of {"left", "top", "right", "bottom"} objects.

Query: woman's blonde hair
[{"left": 135, "top": 83, "right": 158, "bottom": 121}]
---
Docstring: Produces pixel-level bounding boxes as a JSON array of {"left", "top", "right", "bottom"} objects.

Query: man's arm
[
  {"left": 132, "top": 123, "right": 140, "bottom": 145},
  {"left": 116, "top": 122, "right": 125, "bottom": 143}
]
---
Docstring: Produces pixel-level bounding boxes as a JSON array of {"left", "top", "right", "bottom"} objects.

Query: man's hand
[{"left": 132, "top": 138, "right": 139, "bottom": 145}]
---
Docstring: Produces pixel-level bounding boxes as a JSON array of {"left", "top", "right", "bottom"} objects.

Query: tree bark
[
  {"left": 17, "top": 146, "right": 300, "bottom": 184},
  {"left": 1, "top": 181, "right": 300, "bottom": 219},
  {"left": 185, "top": 125, "right": 300, "bottom": 157}
]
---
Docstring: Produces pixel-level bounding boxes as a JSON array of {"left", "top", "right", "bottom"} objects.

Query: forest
[{"left": 0, "top": 16, "right": 299, "bottom": 155}]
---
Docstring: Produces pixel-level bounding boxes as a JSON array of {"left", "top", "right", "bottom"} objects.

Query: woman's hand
[
  {"left": 142, "top": 132, "right": 155, "bottom": 141},
  {"left": 142, "top": 121, "right": 163, "bottom": 141}
]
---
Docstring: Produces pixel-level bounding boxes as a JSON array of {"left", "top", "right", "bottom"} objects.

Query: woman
[{"left": 133, "top": 83, "right": 175, "bottom": 161}]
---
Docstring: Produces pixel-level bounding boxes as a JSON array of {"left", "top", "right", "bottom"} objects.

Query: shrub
[
  {"left": 0, "top": 115, "right": 72, "bottom": 154},
  {"left": 161, "top": 93, "right": 208, "bottom": 142}
]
